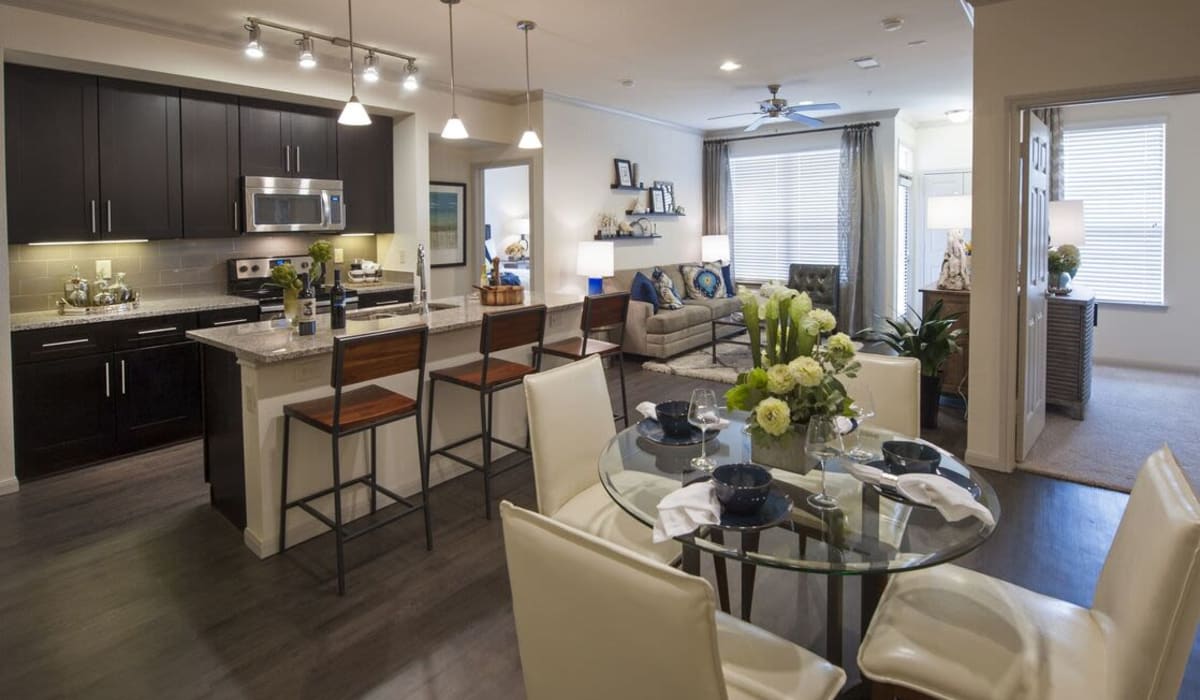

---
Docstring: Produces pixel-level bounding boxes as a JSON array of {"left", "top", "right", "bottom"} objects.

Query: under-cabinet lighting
[
  {"left": 29, "top": 239, "right": 150, "bottom": 246},
  {"left": 339, "top": 232, "right": 375, "bottom": 237}
]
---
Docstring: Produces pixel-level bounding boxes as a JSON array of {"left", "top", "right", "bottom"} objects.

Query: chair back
[
  {"left": 500, "top": 501, "right": 728, "bottom": 700},
  {"left": 788, "top": 264, "right": 840, "bottom": 317},
  {"left": 332, "top": 325, "right": 428, "bottom": 388},
  {"left": 481, "top": 304, "right": 547, "bottom": 354},
  {"left": 1092, "top": 446, "right": 1200, "bottom": 700},
  {"left": 841, "top": 353, "right": 920, "bottom": 437},
  {"left": 523, "top": 354, "right": 616, "bottom": 516}
]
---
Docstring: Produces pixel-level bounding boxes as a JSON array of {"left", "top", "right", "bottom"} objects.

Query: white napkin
[
  {"left": 842, "top": 459, "right": 996, "bottom": 527},
  {"left": 652, "top": 481, "right": 722, "bottom": 543},
  {"left": 635, "top": 401, "right": 731, "bottom": 430}
]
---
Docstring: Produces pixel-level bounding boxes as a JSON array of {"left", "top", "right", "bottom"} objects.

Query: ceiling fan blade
[
  {"left": 792, "top": 102, "right": 840, "bottom": 112},
  {"left": 707, "top": 111, "right": 761, "bottom": 120},
  {"left": 785, "top": 112, "right": 825, "bottom": 128},
  {"left": 744, "top": 116, "right": 768, "bottom": 132}
]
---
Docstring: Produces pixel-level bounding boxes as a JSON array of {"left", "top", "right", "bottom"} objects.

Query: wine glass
[
  {"left": 688, "top": 388, "right": 721, "bottom": 471},
  {"left": 846, "top": 385, "right": 877, "bottom": 461},
  {"left": 806, "top": 417, "right": 844, "bottom": 510}
]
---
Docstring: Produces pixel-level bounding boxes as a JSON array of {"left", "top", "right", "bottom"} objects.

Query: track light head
[
  {"left": 297, "top": 35, "right": 317, "bottom": 69},
  {"left": 402, "top": 61, "right": 419, "bottom": 91},
  {"left": 362, "top": 51, "right": 380, "bottom": 82},
  {"left": 245, "top": 23, "right": 264, "bottom": 59}
]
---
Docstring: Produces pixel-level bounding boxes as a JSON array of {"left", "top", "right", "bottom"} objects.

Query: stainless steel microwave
[{"left": 243, "top": 176, "right": 345, "bottom": 233}]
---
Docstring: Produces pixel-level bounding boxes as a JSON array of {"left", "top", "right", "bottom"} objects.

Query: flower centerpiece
[{"left": 725, "top": 284, "right": 860, "bottom": 472}]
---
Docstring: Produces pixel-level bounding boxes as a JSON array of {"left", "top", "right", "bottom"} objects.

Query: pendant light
[
  {"left": 338, "top": 0, "right": 371, "bottom": 126},
  {"left": 440, "top": 0, "right": 468, "bottom": 140},
  {"left": 516, "top": 20, "right": 542, "bottom": 150}
]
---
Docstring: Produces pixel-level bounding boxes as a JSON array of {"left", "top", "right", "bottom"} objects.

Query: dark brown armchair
[{"left": 787, "top": 264, "right": 840, "bottom": 319}]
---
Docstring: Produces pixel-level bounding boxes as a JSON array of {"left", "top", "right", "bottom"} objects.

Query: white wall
[
  {"left": 915, "top": 121, "right": 973, "bottom": 173},
  {"left": 1061, "top": 95, "right": 1200, "bottom": 372},
  {"left": 540, "top": 98, "right": 702, "bottom": 293},
  {"left": 969, "top": 0, "right": 1200, "bottom": 470},
  {"left": 484, "top": 165, "right": 531, "bottom": 257}
]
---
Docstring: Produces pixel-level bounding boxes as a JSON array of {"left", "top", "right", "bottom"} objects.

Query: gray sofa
[{"left": 607, "top": 264, "right": 741, "bottom": 359}]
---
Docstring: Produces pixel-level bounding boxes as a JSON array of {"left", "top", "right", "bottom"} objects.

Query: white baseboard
[
  {"left": 0, "top": 476, "right": 19, "bottom": 496},
  {"left": 965, "top": 449, "right": 1013, "bottom": 472},
  {"left": 1095, "top": 357, "right": 1200, "bottom": 375}
]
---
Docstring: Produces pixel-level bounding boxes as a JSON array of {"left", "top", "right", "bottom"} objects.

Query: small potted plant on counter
[
  {"left": 855, "top": 300, "right": 965, "bottom": 429},
  {"left": 308, "top": 239, "right": 334, "bottom": 291},
  {"left": 268, "top": 263, "right": 303, "bottom": 326}
]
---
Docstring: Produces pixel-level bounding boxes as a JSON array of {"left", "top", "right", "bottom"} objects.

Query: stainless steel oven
[{"left": 243, "top": 176, "right": 345, "bottom": 233}]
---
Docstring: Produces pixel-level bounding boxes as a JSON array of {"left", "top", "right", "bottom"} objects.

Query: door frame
[
  {"left": 473, "top": 158, "right": 536, "bottom": 291},
  {"left": 990, "top": 76, "right": 1200, "bottom": 470}
]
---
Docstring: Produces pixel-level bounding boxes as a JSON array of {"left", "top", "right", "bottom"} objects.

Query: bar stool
[
  {"left": 426, "top": 305, "right": 547, "bottom": 520},
  {"left": 279, "top": 325, "right": 431, "bottom": 596},
  {"left": 533, "top": 291, "right": 631, "bottom": 427}
]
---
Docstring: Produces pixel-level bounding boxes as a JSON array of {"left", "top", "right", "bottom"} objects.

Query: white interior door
[{"left": 1017, "top": 112, "right": 1051, "bottom": 460}]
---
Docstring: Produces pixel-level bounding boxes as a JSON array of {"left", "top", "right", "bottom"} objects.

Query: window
[
  {"left": 729, "top": 149, "right": 840, "bottom": 282},
  {"left": 897, "top": 174, "right": 913, "bottom": 313},
  {"left": 1062, "top": 122, "right": 1166, "bottom": 305}
]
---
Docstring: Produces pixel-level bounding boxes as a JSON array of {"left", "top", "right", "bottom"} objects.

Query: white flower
[
  {"left": 800, "top": 315, "right": 821, "bottom": 337},
  {"left": 766, "top": 364, "right": 796, "bottom": 394},
  {"left": 826, "top": 332, "right": 856, "bottom": 360},
  {"left": 788, "top": 356, "right": 825, "bottom": 387},
  {"left": 792, "top": 292, "right": 813, "bottom": 317},
  {"left": 755, "top": 397, "right": 792, "bottom": 437},
  {"left": 810, "top": 308, "right": 837, "bottom": 333}
]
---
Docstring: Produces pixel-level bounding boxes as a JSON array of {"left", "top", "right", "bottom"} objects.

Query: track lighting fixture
[
  {"left": 297, "top": 35, "right": 317, "bottom": 69},
  {"left": 516, "top": 20, "right": 542, "bottom": 150},
  {"left": 402, "top": 60, "right": 419, "bottom": 91},
  {"left": 362, "top": 51, "right": 380, "bottom": 83},
  {"left": 244, "top": 23, "right": 264, "bottom": 59},
  {"left": 440, "top": 0, "right": 468, "bottom": 140}
]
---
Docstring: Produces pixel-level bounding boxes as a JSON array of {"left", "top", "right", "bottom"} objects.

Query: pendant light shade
[
  {"left": 516, "top": 20, "right": 542, "bottom": 150},
  {"left": 338, "top": 0, "right": 371, "bottom": 126},
  {"left": 441, "top": 0, "right": 468, "bottom": 140}
]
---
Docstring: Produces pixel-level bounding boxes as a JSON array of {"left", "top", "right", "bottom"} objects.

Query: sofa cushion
[
  {"left": 684, "top": 296, "right": 741, "bottom": 319},
  {"left": 645, "top": 304, "right": 711, "bottom": 334},
  {"left": 681, "top": 262, "right": 727, "bottom": 299},
  {"left": 721, "top": 264, "right": 735, "bottom": 297},
  {"left": 629, "top": 271, "right": 659, "bottom": 312},
  {"left": 651, "top": 267, "right": 684, "bottom": 310}
]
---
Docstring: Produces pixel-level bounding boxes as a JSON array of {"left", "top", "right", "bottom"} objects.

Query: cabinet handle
[
  {"left": 106, "top": 200, "right": 113, "bottom": 233},
  {"left": 136, "top": 326, "right": 178, "bottom": 335},
  {"left": 41, "top": 338, "right": 90, "bottom": 349},
  {"left": 295, "top": 146, "right": 300, "bottom": 173},
  {"left": 233, "top": 201, "right": 239, "bottom": 231},
  {"left": 285, "top": 145, "right": 291, "bottom": 173},
  {"left": 90, "top": 200, "right": 97, "bottom": 234},
  {"left": 120, "top": 360, "right": 127, "bottom": 395},
  {"left": 105, "top": 361, "right": 111, "bottom": 398},
  {"left": 212, "top": 318, "right": 249, "bottom": 326}
]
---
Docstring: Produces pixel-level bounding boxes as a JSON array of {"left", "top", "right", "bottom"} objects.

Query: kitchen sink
[{"left": 348, "top": 302, "right": 457, "bottom": 321}]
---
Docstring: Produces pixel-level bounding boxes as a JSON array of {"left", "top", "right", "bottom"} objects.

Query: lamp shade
[
  {"left": 701, "top": 234, "right": 730, "bottom": 263},
  {"left": 577, "top": 241, "right": 614, "bottom": 278},
  {"left": 510, "top": 218, "right": 531, "bottom": 238},
  {"left": 927, "top": 195, "right": 972, "bottom": 230},
  {"left": 1049, "top": 199, "right": 1086, "bottom": 248}
]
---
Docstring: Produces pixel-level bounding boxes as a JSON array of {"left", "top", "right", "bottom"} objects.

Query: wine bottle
[
  {"left": 298, "top": 273, "right": 317, "bottom": 336},
  {"left": 330, "top": 269, "right": 346, "bottom": 330}
]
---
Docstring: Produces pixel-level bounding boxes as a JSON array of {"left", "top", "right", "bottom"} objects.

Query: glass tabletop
[{"left": 598, "top": 411, "right": 1001, "bottom": 575}]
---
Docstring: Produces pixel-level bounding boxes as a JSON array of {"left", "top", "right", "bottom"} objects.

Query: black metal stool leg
[
  {"left": 369, "top": 427, "right": 378, "bottom": 514},
  {"left": 481, "top": 389, "right": 495, "bottom": 520},
  {"left": 279, "top": 415, "right": 291, "bottom": 554},
  {"left": 414, "top": 414, "right": 433, "bottom": 551},
  {"left": 616, "top": 351, "right": 629, "bottom": 427},
  {"left": 331, "top": 433, "right": 346, "bottom": 596},
  {"left": 741, "top": 531, "right": 761, "bottom": 621},
  {"left": 425, "top": 378, "right": 438, "bottom": 486}
]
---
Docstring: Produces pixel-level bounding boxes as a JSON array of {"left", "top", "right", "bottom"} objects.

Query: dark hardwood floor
[{"left": 1, "top": 359, "right": 1196, "bottom": 699}]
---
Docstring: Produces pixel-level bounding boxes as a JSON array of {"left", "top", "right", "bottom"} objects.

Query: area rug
[
  {"left": 1020, "top": 364, "right": 1200, "bottom": 493},
  {"left": 642, "top": 336, "right": 752, "bottom": 385}
]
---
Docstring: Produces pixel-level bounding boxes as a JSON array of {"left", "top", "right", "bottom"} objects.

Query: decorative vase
[
  {"left": 920, "top": 373, "right": 942, "bottom": 429},
  {"left": 283, "top": 287, "right": 300, "bottom": 327},
  {"left": 748, "top": 427, "right": 813, "bottom": 474}
]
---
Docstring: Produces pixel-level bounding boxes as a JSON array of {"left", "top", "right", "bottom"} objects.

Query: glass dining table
[{"left": 597, "top": 410, "right": 1001, "bottom": 666}]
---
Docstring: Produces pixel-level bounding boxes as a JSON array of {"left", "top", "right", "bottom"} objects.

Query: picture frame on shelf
[
  {"left": 614, "top": 158, "right": 634, "bottom": 188},
  {"left": 649, "top": 187, "right": 666, "bottom": 213},
  {"left": 429, "top": 181, "right": 467, "bottom": 267},
  {"left": 654, "top": 180, "right": 675, "bottom": 212}
]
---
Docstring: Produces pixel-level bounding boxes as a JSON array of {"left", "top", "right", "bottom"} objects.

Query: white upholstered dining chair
[
  {"left": 523, "top": 354, "right": 679, "bottom": 564},
  {"left": 841, "top": 354, "right": 921, "bottom": 437},
  {"left": 500, "top": 501, "right": 847, "bottom": 700},
  {"left": 858, "top": 445, "right": 1200, "bottom": 700}
]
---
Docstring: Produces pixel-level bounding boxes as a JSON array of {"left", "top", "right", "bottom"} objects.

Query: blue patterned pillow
[
  {"left": 629, "top": 271, "right": 659, "bottom": 312},
  {"left": 651, "top": 267, "right": 684, "bottom": 310},
  {"left": 681, "top": 262, "right": 727, "bottom": 299}
]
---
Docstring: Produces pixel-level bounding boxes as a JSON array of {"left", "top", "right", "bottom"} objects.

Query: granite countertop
[
  {"left": 187, "top": 292, "right": 583, "bottom": 365},
  {"left": 345, "top": 281, "right": 415, "bottom": 295},
  {"left": 10, "top": 295, "right": 259, "bottom": 332}
]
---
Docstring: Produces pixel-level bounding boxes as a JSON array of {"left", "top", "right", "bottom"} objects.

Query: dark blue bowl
[
  {"left": 712, "top": 463, "right": 773, "bottom": 515},
  {"left": 882, "top": 440, "right": 941, "bottom": 474},
  {"left": 655, "top": 401, "right": 691, "bottom": 438}
]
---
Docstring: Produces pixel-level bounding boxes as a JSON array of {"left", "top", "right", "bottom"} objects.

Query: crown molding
[{"left": 541, "top": 91, "right": 703, "bottom": 135}]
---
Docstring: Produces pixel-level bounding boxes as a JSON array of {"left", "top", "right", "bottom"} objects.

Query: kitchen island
[{"left": 188, "top": 293, "right": 583, "bottom": 558}]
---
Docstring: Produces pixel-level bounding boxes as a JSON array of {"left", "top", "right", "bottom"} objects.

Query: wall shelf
[
  {"left": 625, "top": 210, "right": 682, "bottom": 217},
  {"left": 610, "top": 185, "right": 646, "bottom": 192},
  {"left": 594, "top": 234, "right": 662, "bottom": 242}
]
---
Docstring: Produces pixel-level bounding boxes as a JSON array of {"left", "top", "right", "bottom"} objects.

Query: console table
[{"left": 1046, "top": 286, "right": 1097, "bottom": 419}]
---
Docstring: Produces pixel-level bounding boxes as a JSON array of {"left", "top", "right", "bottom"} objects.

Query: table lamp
[
  {"left": 1049, "top": 200, "right": 1085, "bottom": 248},
  {"left": 928, "top": 195, "right": 973, "bottom": 291},
  {"left": 701, "top": 234, "right": 730, "bottom": 263},
  {"left": 577, "top": 241, "right": 613, "bottom": 295},
  {"left": 927, "top": 195, "right": 972, "bottom": 233}
]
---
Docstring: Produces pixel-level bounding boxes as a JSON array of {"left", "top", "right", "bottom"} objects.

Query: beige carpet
[
  {"left": 1021, "top": 364, "right": 1200, "bottom": 492},
  {"left": 642, "top": 338, "right": 751, "bottom": 385}
]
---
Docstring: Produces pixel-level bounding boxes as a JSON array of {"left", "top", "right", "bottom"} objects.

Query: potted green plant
[
  {"left": 1048, "top": 244, "right": 1081, "bottom": 293},
  {"left": 268, "top": 263, "right": 303, "bottom": 326},
  {"left": 308, "top": 239, "right": 334, "bottom": 291},
  {"left": 854, "top": 300, "right": 965, "bottom": 429},
  {"left": 724, "top": 285, "right": 861, "bottom": 472}
]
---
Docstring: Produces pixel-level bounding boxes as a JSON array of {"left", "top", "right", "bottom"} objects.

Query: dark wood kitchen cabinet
[
  {"left": 97, "top": 78, "right": 182, "bottom": 239},
  {"left": 115, "top": 342, "right": 202, "bottom": 452},
  {"left": 239, "top": 100, "right": 338, "bottom": 179},
  {"left": 338, "top": 116, "right": 394, "bottom": 233},
  {"left": 13, "top": 354, "right": 117, "bottom": 479},
  {"left": 3, "top": 64, "right": 100, "bottom": 244},
  {"left": 181, "top": 90, "right": 241, "bottom": 237}
]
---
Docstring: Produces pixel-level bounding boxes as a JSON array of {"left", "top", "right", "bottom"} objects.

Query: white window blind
[
  {"left": 729, "top": 149, "right": 840, "bottom": 282},
  {"left": 1062, "top": 122, "right": 1166, "bottom": 305},
  {"left": 898, "top": 175, "right": 913, "bottom": 313}
]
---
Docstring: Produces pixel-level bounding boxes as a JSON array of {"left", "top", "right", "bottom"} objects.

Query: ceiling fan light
[
  {"left": 339, "top": 96, "right": 372, "bottom": 126},
  {"left": 442, "top": 115, "right": 469, "bottom": 140},
  {"left": 518, "top": 129, "right": 542, "bottom": 150}
]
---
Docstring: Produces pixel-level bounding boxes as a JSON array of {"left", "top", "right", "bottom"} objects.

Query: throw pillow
[
  {"left": 651, "top": 267, "right": 684, "bottom": 310},
  {"left": 721, "top": 262, "right": 735, "bottom": 297},
  {"left": 629, "top": 271, "right": 659, "bottom": 312},
  {"left": 681, "top": 262, "right": 727, "bottom": 299}
]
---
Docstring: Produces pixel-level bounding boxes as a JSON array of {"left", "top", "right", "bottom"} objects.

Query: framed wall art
[{"left": 429, "top": 181, "right": 467, "bottom": 267}]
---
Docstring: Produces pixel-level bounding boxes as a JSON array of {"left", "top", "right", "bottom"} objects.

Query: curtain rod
[{"left": 705, "top": 121, "right": 880, "bottom": 144}]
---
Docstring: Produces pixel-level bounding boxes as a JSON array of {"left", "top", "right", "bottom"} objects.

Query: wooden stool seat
[
  {"left": 429, "top": 358, "right": 537, "bottom": 389},
  {"left": 284, "top": 385, "right": 417, "bottom": 433},
  {"left": 538, "top": 336, "right": 621, "bottom": 359}
]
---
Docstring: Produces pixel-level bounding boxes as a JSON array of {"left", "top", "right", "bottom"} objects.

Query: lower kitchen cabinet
[
  {"left": 13, "top": 354, "right": 117, "bottom": 479},
  {"left": 115, "top": 342, "right": 201, "bottom": 452}
]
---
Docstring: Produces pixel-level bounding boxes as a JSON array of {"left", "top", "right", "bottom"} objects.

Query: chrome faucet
[{"left": 416, "top": 243, "right": 429, "bottom": 307}]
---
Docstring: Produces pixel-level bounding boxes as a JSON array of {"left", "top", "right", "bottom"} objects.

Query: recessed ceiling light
[
  {"left": 719, "top": 60, "right": 741, "bottom": 72},
  {"left": 881, "top": 17, "right": 904, "bottom": 32},
  {"left": 620, "top": 78, "right": 635, "bottom": 88},
  {"left": 908, "top": 39, "right": 928, "bottom": 47},
  {"left": 945, "top": 109, "right": 972, "bottom": 123},
  {"left": 851, "top": 56, "right": 880, "bottom": 69}
]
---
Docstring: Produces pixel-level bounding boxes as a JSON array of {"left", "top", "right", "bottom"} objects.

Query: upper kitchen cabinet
[
  {"left": 98, "top": 78, "right": 182, "bottom": 240},
  {"left": 337, "top": 115, "right": 394, "bottom": 233},
  {"left": 239, "top": 100, "right": 338, "bottom": 180},
  {"left": 181, "top": 90, "right": 241, "bottom": 237},
  {"left": 4, "top": 64, "right": 100, "bottom": 244}
]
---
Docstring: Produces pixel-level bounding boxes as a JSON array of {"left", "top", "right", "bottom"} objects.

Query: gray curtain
[
  {"left": 702, "top": 141, "right": 731, "bottom": 237},
  {"left": 837, "top": 125, "right": 884, "bottom": 333},
  {"left": 1032, "top": 107, "right": 1064, "bottom": 200}
]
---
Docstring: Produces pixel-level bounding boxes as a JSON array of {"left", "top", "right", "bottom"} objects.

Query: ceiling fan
[{"left": 708, "top": 84, "right": 840, "bottom": 132}]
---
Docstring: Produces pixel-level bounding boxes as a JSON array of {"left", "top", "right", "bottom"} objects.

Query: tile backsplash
[{"left": 8, "top": 235, "right": 379, "bottom": 313}]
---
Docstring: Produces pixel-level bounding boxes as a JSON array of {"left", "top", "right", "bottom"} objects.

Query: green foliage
[
  {"left": 1048, "top": 244, "right": 1081, "bottom": 277},
  {"left": 308, "top": 239, "right": 334, "bottom": 264},
  {"left": 267, "top": 263, "right": 303, "bottom": 291},
  {"left": 854, "top": 300, "right": 965, "bottom": 377}
]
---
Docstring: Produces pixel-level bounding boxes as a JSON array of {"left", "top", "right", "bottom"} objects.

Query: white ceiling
[{"left": 7, "top": 0, "right": 974, "bottom": 129}]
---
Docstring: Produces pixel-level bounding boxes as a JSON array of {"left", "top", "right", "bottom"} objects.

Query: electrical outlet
[
  {"left": 95, "top": 259, "right": 112, "bottom": 279},
  {"left": 334, "top": 248, "right": 344, "bottom": 264},
  {"left": 397, "top": 249, "right": 406, "bottom": 264}
]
